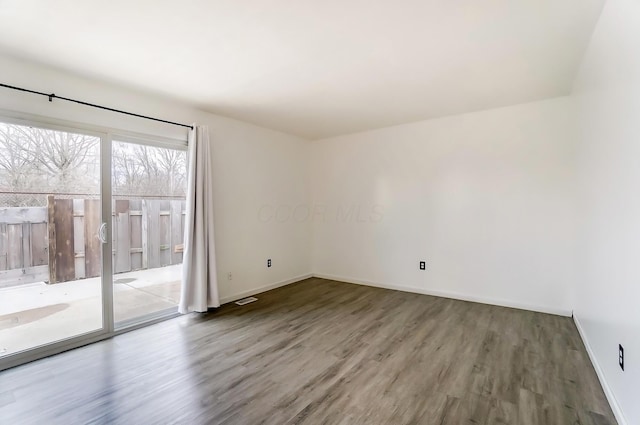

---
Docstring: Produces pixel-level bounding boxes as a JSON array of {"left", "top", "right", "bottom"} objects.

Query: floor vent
[{"left": 235, "top": 297, "right": 258, "bottom": 306}]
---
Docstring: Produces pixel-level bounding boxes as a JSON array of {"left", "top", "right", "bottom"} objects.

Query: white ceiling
[{"left": 0, "top": 0, "right": 604, "bottom": 139}]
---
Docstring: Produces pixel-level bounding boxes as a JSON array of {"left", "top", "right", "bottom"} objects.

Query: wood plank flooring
[{"left": 0, "top": 278, "right": 616, "bottom": 424}]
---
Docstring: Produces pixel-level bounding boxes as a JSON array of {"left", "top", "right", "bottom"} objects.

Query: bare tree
[
  {"left": 0, "top": 123, "right": 186, "bottom": 207},
  {"left": 113, "top": 144, "right": 143, "bottom": 195},
  {"left": 0, "top": 125, "right": 34, "bottom": 189},
  {"left": 112, "top": 142, "right": 186, "bottom": 198},
  {"left": 11, "top": 125, "right": 100, "bottom": 192},
  {"left": 156, "top": 148, "right": 186, "bottom": 195},
  {"left": 0, "top": 124, "right": 100, "bottom": 206}
]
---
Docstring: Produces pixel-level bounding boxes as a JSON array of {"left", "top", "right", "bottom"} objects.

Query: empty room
[{"left": 0, "top": 0, "right": 637, "bottom": 424}]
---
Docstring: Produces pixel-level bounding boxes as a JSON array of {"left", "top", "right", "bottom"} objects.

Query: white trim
[
  {"left": 0, "top": 329, "right": 109, "bottom": 371},
  {"left": 0, "top": 311, "right": 181, "bottom": 372},
  {"left": 573, "top": 314, "right": 628, "bottom": 425},
  {"left": 115, "top": 309, "right": 180, "bottom": 334},
  {"left": 101, "top": 133, "right": 114, "bottom": 334},
  {"left": 220, "top": 273, "right": 313, "bottom": 305},
  {"left": 0, "top": 113, "right": 107, "bottom": 138},
  {"left": 0, "top": 108, "right": 188, "bottom": 147},
  {"left": 312, "top": 273, "right": 573, "bottom": 317},
  {"left": 112, "top": 132, "right": 188, "bottom": 150}
]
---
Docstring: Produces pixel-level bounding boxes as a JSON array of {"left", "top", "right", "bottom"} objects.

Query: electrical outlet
[
  {"left": 419, "top": 261, "right": 426, "bottom": 270},
  {"left": 267, "top": 258, "right": 272, "bottom": 268},
  {"left": 227, "top": 272, "right": 232, "bottom": 280},
  {"left": 619, "top": 344, "right": 624, "bottom": 371}
]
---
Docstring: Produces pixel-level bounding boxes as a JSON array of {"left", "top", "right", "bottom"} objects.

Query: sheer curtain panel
[{"left": 179, "top": 125, "right": 220, "bottom": 313}]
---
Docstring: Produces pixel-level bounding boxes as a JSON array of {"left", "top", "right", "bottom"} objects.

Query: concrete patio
[{"left": 0, "top": 264, "right": 181, "bottom": 357}]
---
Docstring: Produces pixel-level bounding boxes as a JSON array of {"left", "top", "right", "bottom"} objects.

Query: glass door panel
[
  {"left": 111, "top": 140, "right": 186, "bottom": 327},
  {"left": 0, "top": 121, "right": 105, "bottom": 358}
]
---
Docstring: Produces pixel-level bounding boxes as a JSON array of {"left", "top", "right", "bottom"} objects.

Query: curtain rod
[{"left": 0, "top": 82, "right": 194, "bottom": 130}]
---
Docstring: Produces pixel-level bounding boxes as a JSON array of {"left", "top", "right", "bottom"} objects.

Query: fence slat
[
  {"left": 22, "top": 222, "right": 32, "bottom": 268},
  {"left": 142, "top": 200, "right": 148, "bottom": 270},
  {"left": 159, "top": 200, "right": 170, "bottom": 266},
  {"left": 8, "top": 224, "right": 23, "bottom": 269},
  {"left": 170, "top": 200, "right": 183, "bottom": 265},
  {"left": 115, "top": 200, "right": 131, "bottom": 273},
  {"left": 73, "top": 200, "right": 86, "bottom": 279},
  {"left": 129, "top": 200, "right": 142, "bottom": 270},
  {"left": 47, "top": 195, "right": 56, "bottom": 283},
  {"left": 84, "top": 199, "right": 101, "bottom": 279},
  {"left": 31, "top": 223, "right": 48, "bottom": 266},
  {"left": 147, "top": 200, "right": 160, "bottom": 269},
  {"left": 53, "top": 199, "right": 75, "bottom": 282},
  {"left": 0, "top": 223, "right": 7, "bottom": 271}
]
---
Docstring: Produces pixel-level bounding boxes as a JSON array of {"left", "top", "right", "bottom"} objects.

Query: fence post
[{"left": 47, "top": 195, "right": 56, "bottom": 284}]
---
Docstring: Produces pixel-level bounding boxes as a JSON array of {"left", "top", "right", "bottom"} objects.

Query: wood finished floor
[{"left": 0, "top": 278, "right": 616, "bottom": 425}]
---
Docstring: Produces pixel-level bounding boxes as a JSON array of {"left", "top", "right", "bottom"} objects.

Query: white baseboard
[
  {"left": 573, "top": 315, "right": 627, "bottom": 425},
  {"left": 220, "top": 273, "right": 313, "bottom": 305},
  {"left": 312, "top": 273, "right": 572, "bottom": 317}
]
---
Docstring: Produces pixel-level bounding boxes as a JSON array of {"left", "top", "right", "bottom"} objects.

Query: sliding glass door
[
  {"left": 111, "top": 140, "right": 186, "bottom": 328},
  {"left": 0, "top": 116, "right": 187, "bottom": 369},
  {"left": 0, "top": 120, "right": 108, "bottom": 361}
]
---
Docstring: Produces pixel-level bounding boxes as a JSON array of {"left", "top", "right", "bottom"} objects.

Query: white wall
[
  {"left": 0, "top": 54, "right": 312, "bottom": 303},
  {"left": 571, "top": 1, "right": 640, "bottom": 423},
  {"left": 310, "top": 97, "right": 578, "bottom": 315}
]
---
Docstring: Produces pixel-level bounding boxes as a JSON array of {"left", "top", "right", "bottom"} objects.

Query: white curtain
[{"left": 179, "top": 125, "right": 220, "bottom": 313}]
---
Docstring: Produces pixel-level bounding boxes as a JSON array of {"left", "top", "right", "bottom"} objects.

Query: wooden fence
[
  {"left": 0, "top": 206, "right": 48, "bottom": 288},
  {"left": 0, "top": 197, "right": 185, "bottom": 289}
]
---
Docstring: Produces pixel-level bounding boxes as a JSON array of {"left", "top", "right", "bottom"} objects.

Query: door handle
[{"left": 98, "top": 223, "right": 107, "bottom": 244}]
